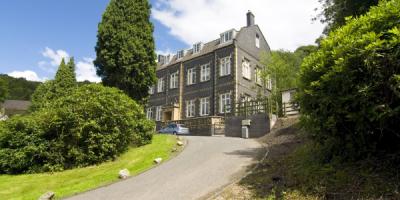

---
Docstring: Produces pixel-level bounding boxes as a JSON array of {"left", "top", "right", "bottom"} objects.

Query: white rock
[
  {"left": 154, "top": 158, "right": 163, "bottom": 164},
  {"left": 177, "top": 141, "right": 184, "bottom": 146},
  {"left": 118, "top": 169, "right": 130, "bottom": 179},
  {"left": 38, "top": 191, "right": 55, "bottom": 200}
]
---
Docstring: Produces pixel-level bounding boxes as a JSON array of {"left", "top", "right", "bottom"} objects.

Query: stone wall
[{"left": 225, "top": 113, "right": 270, "bottom": 138}]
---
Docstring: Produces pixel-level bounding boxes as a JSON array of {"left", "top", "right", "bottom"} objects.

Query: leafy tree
[
  {"left": 31, "top": 58, "right": 77, "bottom": 110},
  {"left": 299, "top": 0, "right": 400, "bottom": 159},
  {"left": 317, "top": 0, "right": 379, "bottom": 33},
  {"left": 261, "top": 46, "right": 317, "bottom": 116},
  {"left": 0, "top": 74, "right": 41, "bottom": 100},
  {"left": 94, "top": 0, "right": 157, "bottom": 104},
  {"left": 0, "top": 78, "right": 8, "bottom": 103}
]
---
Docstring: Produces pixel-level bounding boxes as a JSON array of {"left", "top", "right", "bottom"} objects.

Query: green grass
[{"left": 0, "top": 134, "right": 177, "bottom": 200}]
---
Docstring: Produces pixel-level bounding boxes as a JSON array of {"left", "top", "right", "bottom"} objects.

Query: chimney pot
[{"left": 247, "top": 11, "right": 255, "bottom": 27}]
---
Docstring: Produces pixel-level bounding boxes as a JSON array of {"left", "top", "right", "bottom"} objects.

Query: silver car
[{"left": 158, "top": 124, "right": 190, "bottom": 135}]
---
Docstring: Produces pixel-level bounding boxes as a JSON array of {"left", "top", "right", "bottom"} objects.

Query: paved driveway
[{"left": 65, "top": 136, "right": 263, "bottom": 200}]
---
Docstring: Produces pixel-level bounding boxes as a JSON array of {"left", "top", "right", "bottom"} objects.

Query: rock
[
  {"left": 38, "top": 191, "right": 55, "bottom": 200},
  {"left": 154, "top": 158, "right": 163, "bottom": 164},
  {"left": 177, "top": 141, "right": 184, "bottom": 146},
  {"left": 118, "top": 169, "right": 130, "bottom": 179},
  {"left": 176, "top": 136, "right": 182, "bottom": 141},
  {"left": 171, "top": 147, "right": 178, "bottom": 152}
]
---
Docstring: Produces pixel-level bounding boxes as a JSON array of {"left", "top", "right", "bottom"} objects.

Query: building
[{"left": 147, "top": 11, "right": 272, "bottom": 129}]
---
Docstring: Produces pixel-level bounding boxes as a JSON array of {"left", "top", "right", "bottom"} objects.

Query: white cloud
[
  {"left": 152, "top": 0, "right": 324, "bottom": 51},
  {"left": 76, "top": 58, "right": 101, "bottom": 83},
  {"left": 38, "top": 47, "right": 70, "bottom": 72},
  {"left": 156, "top": 49, "right": 175, "bottom": 56},
  {"left": 8, "top": 70, "right": 47, "bottom": 82}
]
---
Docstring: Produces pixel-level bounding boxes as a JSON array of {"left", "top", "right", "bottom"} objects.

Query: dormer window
[
  {"left": 158, "top": 55, "right": 166, "bottom": 65},
  {"left": 177, "top": 50, "right": 185, "bottom": 59},
  {"left": 193, "top": 42, "right": 203, "bottom": 54},
  {"left": 220, "top": 30, "right": 234, "bottom": 44}
]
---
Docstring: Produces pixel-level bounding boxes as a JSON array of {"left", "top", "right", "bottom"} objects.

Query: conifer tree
[{"left": 94, "top": 0, "right": 157, "bottom": 104}]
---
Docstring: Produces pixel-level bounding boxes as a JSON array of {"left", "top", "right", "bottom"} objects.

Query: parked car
[{"left": 158, "top": 123, "right": 190, "bottom": 135}]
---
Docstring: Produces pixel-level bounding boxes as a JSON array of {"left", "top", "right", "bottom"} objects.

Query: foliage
[
  {"left": 31, "top": 58, "right": 77, "bottom": 111},
  {"left": 0, "top": 78, "right": 8, "bottom": 103},
  {"left": 94, "top": 0, "right": 157, "bottom": 104},
  {"left": 0, "top": 84, "right": 154, "bottom": 174},
  {"left": 0, "top": 135, "right": 177, "bottom": 200},
  {"left": 299, "top": 0, "right": 400, "bottom": 159},
  {"left": 261, "top": 46, "right": 317, "bottom": 116},
  {"left": 317, "top": 0, "right": 379, "bottom": 34},
  {"left": 0, "top": 74, "right": 41, "bottom": 101}
]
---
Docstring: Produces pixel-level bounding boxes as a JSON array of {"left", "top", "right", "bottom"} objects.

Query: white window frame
[
  {"left": 187, "top": 68, "right": 196, "bottom": 85},
  {"left": 242, "top": 59, "right": 251, "bottom": 80},
  {"left": 177, "top": 50, "right": 184, "bottom": 59},
  {"left": 200, "top": 97, "right": 210, "bottom": 116},
  {"left": 220, "top": 92, "right": 231, "bottom": 113},
  {"left": 220, "top": 31, "right": 233, "bottom": 44},
  {"left": 200, "top": 64, "right": 210, "bottom": 82},
  {"left": 186, "top": 100, "right": 195, "bottom": 118},
  {"left": 255, "top": 67, "right": 263, "bottom": 85},
  {"left": 255, "top": 34, "right": 260, "bottom": 48},
  {"left": 155, "top": 106, "right": 162, "bottom": 122},
  {"left": 146, "top": 107, "right": 154, "bottom": 120},
  {"left": 170, "top": 71, "right": 179, "bottom": 89},
  {"left": 220, "top": 56, "right": 231, "bottom": 77},
  {"left": 149, "top": 86, "right": 155, "bottom": 95},
  {"left": 157, "top": 77, "right": 164, "bottom": 93},
  {"left": 193, "top": 43, "right": 203, "bottom": 54}
]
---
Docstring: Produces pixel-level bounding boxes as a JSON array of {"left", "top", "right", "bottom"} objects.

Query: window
[
  {"left": 220, "top": 31, "right": 233, "bottom": 44},
  {"left": 200, "top": 97, "right": 210, "bottom": 116},
  {"left": 255, "top": 34, "right": 260, "bottom": 48},
  {"left": 266, "top": 75, "right": 273, "bottom": 90},
  {"left": 177, "top": 50, "right": 185, "bottom": 59},
  {"left": 220, "top": 92, "right": 231, "bottom": 113},
  {"left": 186, "top": 100, "right": 195, "bottom": 118},
  {"left": 187, "top": 68, "right": 196, "bottom": 85},
  {"left": 220, "top": 56, "right": 231, "bottom": 76},
  {"left": 149, "top": 86, "right": 155, "bottom": 95},
  {"left": 193, "top": 42, "right": 203, "bottom": 54},
  {"left": 200, "top": 64, "right": 210, "bottom": 82},
  {"left": 155, "top": 106, "right": 162, "bottom": 121},
  {"left": 255, "top": 67, "right": 263, "bottom": 85},
  {"left": 146, "top": 107, "right": 154, "bottom": 120},
  {"left": 157, "top": 77, "right": 164, "bottom": 93},
  {"left": 170, "top": 71, "right": 179, "bottom": 89},
  {"left": 242, "top": 59, "right": 251, "bottom": 80}
]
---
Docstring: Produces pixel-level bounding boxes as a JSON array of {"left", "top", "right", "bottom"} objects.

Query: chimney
[{"left": 247, "top": 10, "right": 255, "bottom": 27}]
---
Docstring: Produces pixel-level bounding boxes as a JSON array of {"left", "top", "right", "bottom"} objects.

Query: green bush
[
  {"left": 0, "top": 84, "right": 154, "bottom": 174},
  {"left": 299, "top": 0, "right": 400, "bottom": 159}
]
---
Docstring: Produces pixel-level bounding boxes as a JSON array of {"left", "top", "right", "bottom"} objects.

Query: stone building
[{"left": 147, "top": 11, "right": 272, "bottom": 130}]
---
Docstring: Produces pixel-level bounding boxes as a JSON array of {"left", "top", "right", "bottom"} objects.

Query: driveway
[{"left": 65, "top": 136, "right": 263, "bottom": 200}]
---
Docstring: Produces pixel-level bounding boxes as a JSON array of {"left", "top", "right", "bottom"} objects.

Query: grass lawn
[{"left": 0, "top": 134, "right": 177, "bottom": 200}]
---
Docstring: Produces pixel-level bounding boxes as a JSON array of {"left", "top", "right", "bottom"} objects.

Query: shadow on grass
[{"left": 236, "top": 124, "right": 400, "bottom": 200}]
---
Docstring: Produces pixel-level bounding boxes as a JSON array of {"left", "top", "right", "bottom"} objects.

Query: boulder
[
  {"left": 154, "top": 158, "right": 163, "bottom": 164},
  {"left": 118, "top": 169, "right": 130, "bottom": 179},
  {"left": 177, "top": 141, "right": 184, "bottom": 146},
  {"left": 38, "top": 191, "right": 55, "bottom": 200}
]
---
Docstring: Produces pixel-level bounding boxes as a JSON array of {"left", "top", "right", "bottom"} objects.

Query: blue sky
[{"left": 0, "top": 0, "right": 324, "bottom": 82}]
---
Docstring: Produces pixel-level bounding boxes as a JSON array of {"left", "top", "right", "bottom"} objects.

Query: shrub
[
  {"left": 0, "top": 84, "right": 154, "bottom": 174},
  {"left": 298, "top": 0, "right": 400, "bottom": 159}
]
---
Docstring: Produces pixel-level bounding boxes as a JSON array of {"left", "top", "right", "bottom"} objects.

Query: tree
[
  {"left": 317, "top": 0, "right": 379, "bottom": 34},
  {"left": 299, "top": 0, "right": 400, "bottom": 159},
  {"left": 0, "top": 74, "right": 41, "bottom": 101},
  {"left": 0, "top": 78, "right": 8, "bottom": 103},
  {"left": 261, "top": 46, "right": 317, "bottom": 116},
  {"left": 94, "top": 0, "right": 157, "bottom": 104},
  {"left": 31, "top": 58, "right": 77, "bottom": 110}
]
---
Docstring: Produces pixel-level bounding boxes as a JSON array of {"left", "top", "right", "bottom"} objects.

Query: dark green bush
[
  {"left": 0, "top": 84, "right": 154, "bottom": 174},
  {"left": 299, "top": 0, "right": 400, "bottom": 159}
]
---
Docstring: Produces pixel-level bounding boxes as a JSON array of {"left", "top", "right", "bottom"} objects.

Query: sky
[{"left": 0, "top": 0, "right": 324, "bottom": 82}]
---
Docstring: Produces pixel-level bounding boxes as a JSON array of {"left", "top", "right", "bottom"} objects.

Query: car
[{"left": 158, "top": 123, "right": 190, "bottom": 135}]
